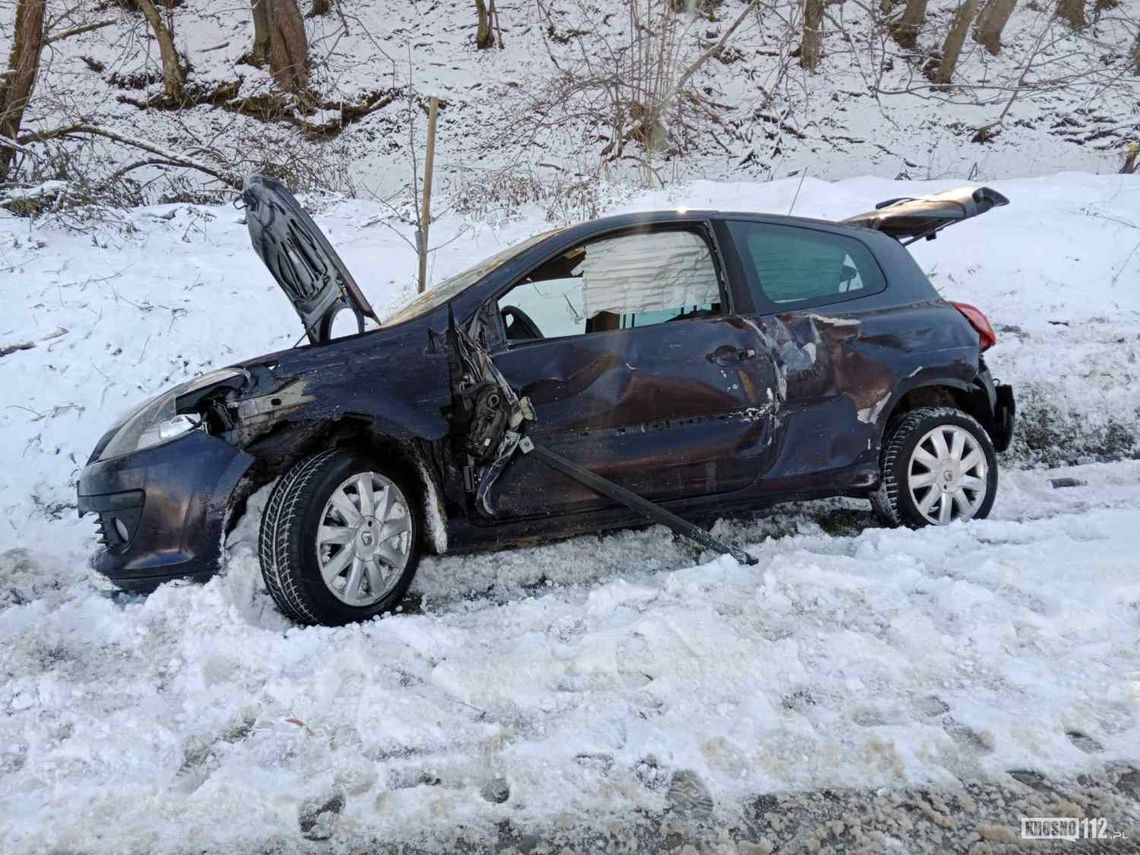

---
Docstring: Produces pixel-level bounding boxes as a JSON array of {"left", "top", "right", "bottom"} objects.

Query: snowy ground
[
  {"left": 1, "top": 172, "right": 1139, "bottom": 851},
  {"left": 2, "top": 465, "right": 1140, "bottom": 852}
]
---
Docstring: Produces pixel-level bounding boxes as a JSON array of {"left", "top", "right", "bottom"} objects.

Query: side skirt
[{"left": 519, "top": 439, "right": 758, "bottom": 566}]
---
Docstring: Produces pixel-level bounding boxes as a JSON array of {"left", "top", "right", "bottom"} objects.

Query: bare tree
[
  {"left": 1055, "top": 0, "right": 1087, "bottom": 29},
  {"left": 475, "top": 0, "right": 495, "bottom": 49},
  {"left": 800, "top": 0, "right": 824, "bottom": 70},
  {"left": 932, "top": 0, "right": 981, "bottom": 84},
  {"left": 1134, "top": 30, "right": 1139, "bottom": 76},
  {"left": 973, "top": 0, "right": 1017, "bottom": 54},
  {"left": 520, "top": 0, "right": 758, "bottom": 186},
  {"left": 310, "top": 0, "right": 333, "bottom": 14},
  {"left": 249, "top": 0, "right": 272, "bottom": 66},
  {"left": 0, "top": 0, "right": 46, "bottom": 182},
  {"left": 892, "top": 0, "right": 929, "bottom": 48},
  {"left": 136, "top": 0, "right": 186, "bottom": 102},
  {"left": 248, "top": 0, "right": 311, "bottom": 94},
  {"left": 268, "top": 0, "right": 310, "bottom": 93}
]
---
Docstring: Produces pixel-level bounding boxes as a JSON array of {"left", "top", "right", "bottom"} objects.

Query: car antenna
[{"left": 787, "top": 168, "right": 808, "bottom": 216}]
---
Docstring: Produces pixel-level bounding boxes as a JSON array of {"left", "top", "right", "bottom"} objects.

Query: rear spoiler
[{"left": 841, "top": 186, "right": 1009, "bottom": 245}]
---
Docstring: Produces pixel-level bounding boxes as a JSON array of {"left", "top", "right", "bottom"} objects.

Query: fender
[
  {"left": 227, "top": 411, "right": 451, "bottom": 553},
  {"left": 874, "top": 372, "right": 1005, "bottom": 449},
  {"left": 228, "top": 391, "right": 449, "bottom": 448}
]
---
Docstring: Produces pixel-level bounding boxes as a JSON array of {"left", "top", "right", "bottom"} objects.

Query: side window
[
  {"left": 729, "top": 222, "right": 885, "bottom": 310},
  {"left": 497, "top": 230, "right": 721, "bottom": 343}
]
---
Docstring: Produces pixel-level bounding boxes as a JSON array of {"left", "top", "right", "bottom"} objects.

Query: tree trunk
[
  {"left": 310, "top": 0, "right": 333, "bottom": 14},
  {"left": 1122, "top": 142, "right": 1138, "bottom": 174},
  {"left": 1055, "top": 0, "right": 1087, "bottom": 29},
  {"left": 972, "top": 0, "right": 1016, "bottom": 54},
  {"left": 891, "top": 0, "right": 929, "bottom": 48},
  {"left": 932, "top": 0, "right": 980, "bottom": 84},
  {"left": 0, "top": 0, "right": 46, "bottom": 182},
  {"left": 249, "top": 0, "right": 271, "bottom": 66},
  {"left": 800, "top": 0, "right": 824, "bottom": 70},
  {"left": 490, "top": 0, "right": 504, "bottom": 48},
  {"left": 267, "top": 0, "right": 310, "bottom": 93},
  {"left": 1134, "top": 31, "right": 1139, "bottom": 76},
  {"left": 136, "top": 0, "right": 185, "bottom": 101},
  {"left": 475, "top": 0, "right": 494, "bottom": 49}
]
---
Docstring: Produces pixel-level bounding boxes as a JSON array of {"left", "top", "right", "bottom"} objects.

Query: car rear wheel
[
  {"left": 258, "top": 448, "right": 421, "bottom": 626},
  {"left": 872, "top": 406, "right": 997, "bottom": 528}
]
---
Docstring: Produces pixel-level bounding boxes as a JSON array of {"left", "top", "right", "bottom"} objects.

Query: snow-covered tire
[
  {"left": 872, "top": 406, "right": 998, "bottom": 528},
  {"left": 258, "top": 448, "right": 422, "bottom": 626}
]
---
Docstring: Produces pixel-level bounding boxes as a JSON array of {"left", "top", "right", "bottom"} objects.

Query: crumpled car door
[{"left": 482, "top": 313, "right": 783, "bottom": 519}]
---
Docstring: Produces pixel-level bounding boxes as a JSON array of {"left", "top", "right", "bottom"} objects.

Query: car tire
[
  {"left": 258, "top": 448, "right": 422, "bottom": 626},
  {"left": 871, "top": 406, "right": 998, "bottom": 529}
]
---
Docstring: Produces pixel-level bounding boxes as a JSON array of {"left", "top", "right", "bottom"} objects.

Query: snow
[
  {"left": 3, "top": 0, "right": 1136, "bottom": 204},
  {"left": 2, "top": 464, "right": 1140, "bottom": 852},
  {"left": 1, "top": 171, "right": 1139, "bottom": 850}
]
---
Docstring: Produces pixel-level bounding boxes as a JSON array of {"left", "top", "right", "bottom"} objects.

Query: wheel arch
[
  {"left": 878, "top": 378, "right": 999, "bottom": 448},
  {"left": 228, "top": 415, "right": 449, "bottom": 554}
]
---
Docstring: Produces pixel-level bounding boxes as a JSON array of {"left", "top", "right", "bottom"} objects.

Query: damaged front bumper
[{"left": 77, "top": 431, "right": 254, "bottom": 591}]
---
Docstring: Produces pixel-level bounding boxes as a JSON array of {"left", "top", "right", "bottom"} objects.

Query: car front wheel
[
  {"left": 258, "top": 448, "right": 421, "bottom": 626},
  {"left": 872, "top": 406, "right": 998, "bottom": 528}
]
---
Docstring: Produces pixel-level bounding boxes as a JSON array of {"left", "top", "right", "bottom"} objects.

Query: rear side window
[{"left": 729, "top": 221, "right": 885, "bottom": 310}]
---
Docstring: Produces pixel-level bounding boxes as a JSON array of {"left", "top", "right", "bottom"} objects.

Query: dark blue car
[{"left": 79, "top": 176, "right": 1015, "bottom": 625}]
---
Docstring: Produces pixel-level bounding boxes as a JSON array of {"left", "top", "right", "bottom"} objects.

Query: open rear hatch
[
  {"left": 241, "top": 173, "right": 379, "bottom": 344},
  {"left": 842, "top": 186, "right": 1009, "bottom": 244}
]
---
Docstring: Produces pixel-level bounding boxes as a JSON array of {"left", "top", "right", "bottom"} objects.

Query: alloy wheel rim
[
  {"left": 315, "top": 471, "right": 412, "bottom": 606},
  {"left": 907, "top": 425, "right": 988, "bottom": 525}
]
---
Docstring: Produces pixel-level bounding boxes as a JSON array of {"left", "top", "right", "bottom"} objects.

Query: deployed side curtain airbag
[{"left": 575, "top": 231, "right": 719, "bottom": 319}]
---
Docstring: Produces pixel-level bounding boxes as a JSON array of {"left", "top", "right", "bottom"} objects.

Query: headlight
[
  {"left": 97, "top": 389, "right": 197, "bottom": 460},
  {"left": 95, "top": 368, "right": 244, "bottom": 461}
]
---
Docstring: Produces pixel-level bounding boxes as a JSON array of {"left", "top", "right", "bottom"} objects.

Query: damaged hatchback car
[{"left": 78, "top": 176, "right": 1016, "bottom": 626}]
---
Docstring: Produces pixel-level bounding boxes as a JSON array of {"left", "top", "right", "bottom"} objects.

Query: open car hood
[
  {"left": 842, "top": 186, "right": 1009, "bottom": 244},
  {"left": 241, "top": 174, "right": 379, "bottom": 344}
]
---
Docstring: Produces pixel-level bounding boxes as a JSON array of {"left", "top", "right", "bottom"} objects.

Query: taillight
[{"left": 950, "top": 301, "right": 996, "bottom": 351}]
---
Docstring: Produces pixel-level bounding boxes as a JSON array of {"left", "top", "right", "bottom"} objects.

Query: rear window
[{"left": 729, "top": 221, "right": 885, "bottom": 310}]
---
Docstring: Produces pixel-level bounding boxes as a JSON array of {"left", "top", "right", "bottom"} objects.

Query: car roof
[
  {"left": 568, "top": 185, "right": 1010, "bottom": 245},
  {"left": 557, "top": 209, "right": 859, "bottom": 242}
]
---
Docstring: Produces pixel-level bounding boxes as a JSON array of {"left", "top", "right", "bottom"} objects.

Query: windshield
[{"left": 383, "top": 228, "right": 564, "bottom": 326}]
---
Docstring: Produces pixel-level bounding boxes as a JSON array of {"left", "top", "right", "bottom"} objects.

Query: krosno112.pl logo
[{"left": 1021, "top": 817, "right": 1127, "bottom": 841}]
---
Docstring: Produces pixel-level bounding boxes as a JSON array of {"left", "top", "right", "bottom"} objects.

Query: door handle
[{"left": 707, "top": 345, "right": 757, "bottom": 366}]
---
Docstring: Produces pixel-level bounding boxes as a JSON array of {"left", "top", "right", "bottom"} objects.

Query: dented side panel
[
  {"left": 750, "top": 302, "right": 978, "bottom": 493},
  {"left": 218, "top": 312, "right": 454, "bottom": 451},
  {"left": 484, "top": 315, "right": 783, "bottom": 518}
]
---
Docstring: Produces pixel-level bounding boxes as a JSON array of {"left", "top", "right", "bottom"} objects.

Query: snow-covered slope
[
  {"left": 1, "top": 173, "right": 1139, "bottom": 851},
  {"left": 4, "top": 0, "right": 1137, "bottom": 205}
]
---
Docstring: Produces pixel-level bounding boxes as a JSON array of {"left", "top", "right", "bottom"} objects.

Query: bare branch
[
  {"left": 15, "top": 122, "right": 241, "bottom": 187},
  {"left": 45, "top": 19, "right": 116, "bottom": 45}
]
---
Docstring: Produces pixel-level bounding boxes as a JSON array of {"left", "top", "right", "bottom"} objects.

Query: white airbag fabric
[{"left": 575, "top": 231, "right": 718, "bottom": 318}]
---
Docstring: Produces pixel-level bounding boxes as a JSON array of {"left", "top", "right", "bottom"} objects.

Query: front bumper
[{"left": 77, "top": 431, "right": 254, "bottom": 591}]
